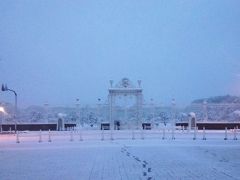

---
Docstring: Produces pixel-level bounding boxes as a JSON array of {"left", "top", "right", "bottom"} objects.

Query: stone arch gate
[{"left": 108, "top": 78, "right": 143, "bottom": 130}]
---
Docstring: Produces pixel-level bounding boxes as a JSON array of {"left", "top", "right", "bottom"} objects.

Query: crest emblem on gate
[{"left": 122, "top": 78, "right": 130, "bottom": 88}]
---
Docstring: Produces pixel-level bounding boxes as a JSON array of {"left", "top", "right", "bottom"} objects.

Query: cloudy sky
[{"left": 0, "top": 0, "right": 240, "bottom": 107}]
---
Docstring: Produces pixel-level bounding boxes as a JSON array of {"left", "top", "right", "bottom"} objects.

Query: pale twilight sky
[{"left": 0, "top": 0, "right": 240, "bottom": 107}]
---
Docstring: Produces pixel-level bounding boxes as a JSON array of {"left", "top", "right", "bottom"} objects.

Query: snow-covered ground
[{"left": 0, "top": 130, "right": 239, "bottom": 180}]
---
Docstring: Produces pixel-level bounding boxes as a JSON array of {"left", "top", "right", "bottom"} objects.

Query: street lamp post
[
  {"left": 150, "top": 98, "right": 155, "bottom": 128},
  {"left": 1, "top": 84, "right": 17, "bottom": 132},
  {"left": 44, "top": 102, "right": 49, "bottom": 123},
  {"left": 203, "top": 100, "right": 208, "bottom": 122},
  {"left": 171, "top": 98, "right": 176, "bottom": 127},
  {"left": 97, "top": 98, "right": 101, "bottom": 125},
  {"left": 75, "top": 98, "right": 80, "bottom": 126},
  {"left": 0, "top": 106, "right": 6, "bottom": 133}
]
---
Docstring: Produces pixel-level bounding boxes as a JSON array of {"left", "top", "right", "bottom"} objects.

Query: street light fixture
[
  {"left": 1, "top": 84, "right": 18, "bottom": 132},
  {"left": 0, "top": 106, "right": 6, "bottom": 114}
]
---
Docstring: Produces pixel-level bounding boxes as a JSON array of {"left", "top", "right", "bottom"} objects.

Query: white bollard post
[
  {"left": 48, "top": 129, "right": 52, "bottom": 142},
  {"left": 39, "top": 129, "right": 42, "bottom": 143},
  {"left": 110, "top": 129, "right": 114, "bottom": 140},
  {"left": 101, "top": 129, "right": 104, "bottom": 141},
  {"left": 70, "top": 130, "right": 73, "bottom": 141},
  {"left": 16, "top": 131, "right": 20, "bottom": 143},
  {"left": 141, "top": 129, "right": 144, "bottom": 140},
  {"left": 162, "top": 127, "right": 166, "bottom": 140},
  {"left": 172, "top": 127, "right": 175, "bottom": 140},
  {"left": 233, "top": 127, "right": 237, "bottom": 140},
  {"left": 224, "top": 127, "right": 228, "bottom": 140},
  {"left": 193, "top": 126, "right": 197, "bottom": 140},
  {"left": 132, "top": 129, "right": 135, "bottom": 140},
  {"left": 79, "top": 130, "right": 83, "bottom": 141},
  {"left": 202, "top": 127, "right": 206, "bottom": 140},
  {"left": 9, "top": 127, "right": 12, "bottom": 133}
]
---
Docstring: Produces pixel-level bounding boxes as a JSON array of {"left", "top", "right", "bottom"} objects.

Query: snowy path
[
  {"left": 124, "top": 141, "right": 240, "bottom": 180},
  {"left": 0, "top": 131, "right": 240, "bottom": 180}
]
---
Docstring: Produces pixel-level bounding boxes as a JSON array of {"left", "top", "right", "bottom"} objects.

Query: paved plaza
[{"left": 0, "top": 130, "right": 240, "bottom": 180}]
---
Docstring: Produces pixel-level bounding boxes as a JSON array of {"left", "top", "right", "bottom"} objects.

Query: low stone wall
[
  {"left": 1, "top": 123, "right": 76, "bottom": 131},
  {"left": 176, "top": 122, "right": 240, "bottom": 130}
]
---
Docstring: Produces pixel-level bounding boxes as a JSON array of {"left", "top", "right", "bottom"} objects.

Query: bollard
[
  {"left": 79, "top": 130, "right": 83, "bottom": 141},
  {"left": 202, "top": 127, "right": 206, "bottom": 140},
  {"left": 101, "top": 129, "right": 104, "bottom": 141},
  {"left": 16, "top": 131, "right": 20, "bottom": 143},
  {"left": 193, "top": 126, "right": 197, "bottom": 140},
  {"left": 9, "top": 127, "right": 12, "bottom": 133},
  {"left": 39, "top": 129, "right": 42, "bottom": 143},
  {"left": 233, "top": 127, "right": 237, "bottom": 140},
  {"left": 132, "top": 129, "right": 135, "bottom": 140},
  {"left": 141, "top": 129, "right": 144, "bottom": 140},
  {"left": 162, "top": 127, "right": 166, "bottom": 140},
  {"left": 48, "top": 129, "right": 52, "bottom": 142},
  {"left": 70, "top": 130, "right": 73, "bottom": 141},
  {"left": 172, "top": 127, "right": 175, "bottom": 140},
  {"left": 110, "top": 129, "right": 114, "bottom": 140},
  {"left": 224, "top": 127, "right": 228, "bottom": 140}
]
